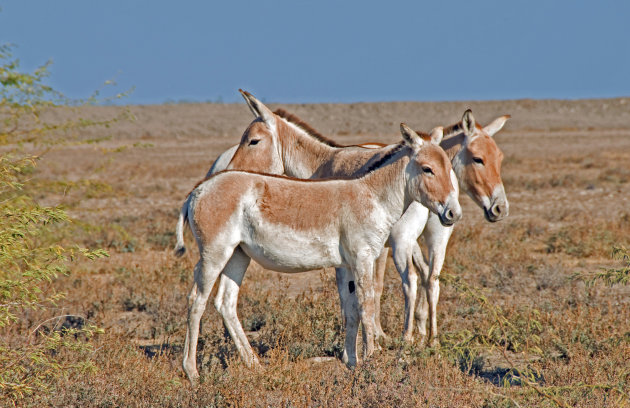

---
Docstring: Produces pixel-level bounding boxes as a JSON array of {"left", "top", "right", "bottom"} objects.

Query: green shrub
[{"left": 0, "top": 44, "right": 120, "bottom": 402}]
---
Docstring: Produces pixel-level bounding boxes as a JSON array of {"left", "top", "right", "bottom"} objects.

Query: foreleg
[
  {"left": 419, "top": 213, "right": 453, "bottom": 347},
  {"left": 373, "top": 247, "right": 389, "bottom": 341}
]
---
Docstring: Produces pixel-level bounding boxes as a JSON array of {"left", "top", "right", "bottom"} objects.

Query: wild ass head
[
  {"left": 227, "top": 90, "right": 342, "bottom": 177},
  {"left": 450, "top": 109, "right": 510, "bottom": 222},
  {"left": 226, "top": 89, "right": 285, "bottom": 174},
  {"left": 400, "top": 124, "right": 461, "bottom": 227}
]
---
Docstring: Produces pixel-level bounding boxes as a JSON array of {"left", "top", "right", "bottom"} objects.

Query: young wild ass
[
  {"left": 213, "top": 90, "right": 510, "bottom": 345},
  {"left": 175, "top": 124, "right": 461, "bottom": 383}
]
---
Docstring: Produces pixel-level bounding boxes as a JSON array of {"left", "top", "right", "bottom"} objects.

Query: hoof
[
  {"left": 402, "top": 334, "right": 416, "bottom": 344},
  {"left": 342, "top": 352, "right": 357, "bottom": 368},
  {"left": 186, "top": 372, "right": 200, "bottom": 387},
  {"left": 375, "top": 331, "right": 390, "bottom": 344}
]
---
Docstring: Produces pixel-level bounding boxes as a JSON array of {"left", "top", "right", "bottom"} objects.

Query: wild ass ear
[
  {"left": 483, "top": 114, "right": 511, "bottom": 137},
  {"left": 429, "top": 126, "right": 444, "bottom": 145},
  {"left": 461, "top": 109, "right": 476, "bottom": 138},
  {"left": 239, "top": 89, "right": 276, "bottom": 126},
  {"left": 400, "top": 123, "right": 424, "bottom": 150}
]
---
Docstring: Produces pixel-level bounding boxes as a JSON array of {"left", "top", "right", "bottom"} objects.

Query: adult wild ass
[
  {"left": 175, "top": 122, "right": 460, "bottom": 383},
  {"left": 214, "top": 90, "right": 510, "bottom": 345}
]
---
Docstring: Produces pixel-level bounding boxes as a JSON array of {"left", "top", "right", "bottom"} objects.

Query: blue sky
[{"left": 2, "top": 1, "right": 629, "bottom": 104}]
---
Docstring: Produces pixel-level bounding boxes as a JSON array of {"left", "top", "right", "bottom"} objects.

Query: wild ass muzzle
[{"left": 175, "top": 123, "right": 461, "bottom": 384}]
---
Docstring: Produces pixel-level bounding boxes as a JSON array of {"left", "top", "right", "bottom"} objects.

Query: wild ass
[
  {"left": 214, "top": 90, "right": 510, "bottom": 345},
  {"left": 175, "top": 124, "right": 461, "bottom": 383}
]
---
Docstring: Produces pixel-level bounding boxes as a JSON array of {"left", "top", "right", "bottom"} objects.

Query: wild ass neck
[
  {"left": 361, "top": 149, "right": 410, "bottom": 227},
  {"left": 276, "top": 118, "right": 337, "bottom": 178},
  {"left": 276, "top": 116, "right": 403, "bottom": 180},
  {"left": 437, "top": 130, "right": 467, "bottom": 186}
]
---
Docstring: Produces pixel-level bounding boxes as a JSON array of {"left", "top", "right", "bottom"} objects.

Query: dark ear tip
[{"left": 463, "top": 109, "right": 475, "bottom": 126}]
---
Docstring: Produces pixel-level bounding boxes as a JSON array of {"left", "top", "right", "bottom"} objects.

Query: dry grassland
[{"left": 9, "top": 98, "right": 630, "bottom": 407}]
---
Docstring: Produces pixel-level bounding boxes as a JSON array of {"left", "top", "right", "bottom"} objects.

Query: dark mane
[
  {"left": 189, "top": 170, "right": 348, "bottom": 195},
  {"left": 442, "top": 120, "right": 485, "bottom": 140},
  {"left": 442, "top": 122, "right": 462, "bottom": 139},
  {"left": 364, "top": 142, "right": 406, "bottom": 173},
  {"left": 274, "top": 108, "right": 344, "bottom": 148}
]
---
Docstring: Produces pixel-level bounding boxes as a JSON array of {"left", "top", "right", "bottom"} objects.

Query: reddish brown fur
[
  {"left": 435, "top": 118, "right": 505, "bottom": 203},
  {"left": 193, "top": 175, "right": 245, "bottom": 246},
  {"left": 413, "top": 146, "right": 454, "bottom": 204},
  {"left": 462, "top": 135, "right": 503, "bottom": 199},
  {"left": 227, "top": 120, "right": 277, "bottom": 171},
  {"left": 256, "top": 176, "right": 371, "bottom": 231},
  {"left": 193, "top": 172, "right": 378, "bottom": 233}
]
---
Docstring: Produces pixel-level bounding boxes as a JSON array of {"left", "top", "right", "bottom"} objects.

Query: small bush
[{"left": 0, "top": 44, "right": 121, "bottom": 403}]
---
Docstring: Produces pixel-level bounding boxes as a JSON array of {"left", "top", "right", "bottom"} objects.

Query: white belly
[{"left": 240, "top": 224, "right": 345, "bottom": 273}]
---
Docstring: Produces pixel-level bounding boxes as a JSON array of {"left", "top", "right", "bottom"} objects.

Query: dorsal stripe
[{"left": 442, "top": 122, "right": 462, "bottom": 139}]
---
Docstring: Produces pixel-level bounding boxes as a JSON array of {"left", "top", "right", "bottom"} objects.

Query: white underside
[{"left": 240, "top": 222, "right": 345, "bottom": 272}]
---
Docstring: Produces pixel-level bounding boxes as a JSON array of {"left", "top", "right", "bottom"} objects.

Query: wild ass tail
[{"left": 174, "top": 197, "right": 190, "bottom": 257}]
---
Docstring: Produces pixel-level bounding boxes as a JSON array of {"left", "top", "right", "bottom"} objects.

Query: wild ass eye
[
  {"left": 249, "top": 139, "right": 260, "bottom": 146},
  {"left": 422, "top": 166, "right": 434, "bottom": 176},
  {"left": 472, "top": 157, "right": 484, "bottom": 165}
]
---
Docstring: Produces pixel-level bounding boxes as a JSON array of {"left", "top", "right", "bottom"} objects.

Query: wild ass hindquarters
[{"left": 182, "top": 240, "right": 243, "bottom": 382}]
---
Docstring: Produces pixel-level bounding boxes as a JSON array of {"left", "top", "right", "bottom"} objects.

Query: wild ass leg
[
  {"left": 335, "top": 268, "right": 350, "bottom": 327},
  {"left": 352, "top": 258, "right": 376, "bottom": 360},
  {"left": 373, "top": 247, "right": 389, "bottom": 341},
  {"left": 182, "top": 264, "right": 200, "bottom": 377},
  {"left": 418, "top": 213, "right": 453, "bottom": 347},
  {"left": 411, "top": 243, "right": 431, "bottom": 344},
  {"left": 213, "top": 248, "right": 259, "bottom": 367},
  {"left": 337, "top": 267, "right": 360, "bottom": 367},
  {"left": 182, "top": 246, "right": 237, "bottom": 384},
  {"left": 389, "top": 202, "right": 429, "bottom": 342}
]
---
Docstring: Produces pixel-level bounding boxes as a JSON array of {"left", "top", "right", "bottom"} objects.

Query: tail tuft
[{"left": 174, "top": 197, "right": 190, "bottom": 257}]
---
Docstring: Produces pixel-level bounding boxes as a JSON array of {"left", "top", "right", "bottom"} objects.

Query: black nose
[
  {"left": 485, "top": 202, "right": 508, "bottom": 222},
  {"left": 439, "top": 209, "right": 456, "bottom": 226},
  {"left": 492, "top": 204, "right": 502, "bottom": 216}
]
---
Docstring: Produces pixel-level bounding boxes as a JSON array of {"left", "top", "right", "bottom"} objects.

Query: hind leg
[
  {"left": 351, "top": 257, "right": 376, "bottom": 360},
  {"left": 335, "top": 268, "right": 350, "bottom": 327},
  {"left": 373, "top": 247, "right": 389, "bottom": 341},
  {"left": 182, "top": 246, "right": 237, "bottom": 384},
  {"left": 214, "top": 248, "right": 259, "bottom": 367},
  {"left": 411, "top": 242, "right": 431, "bottom": 344}
]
